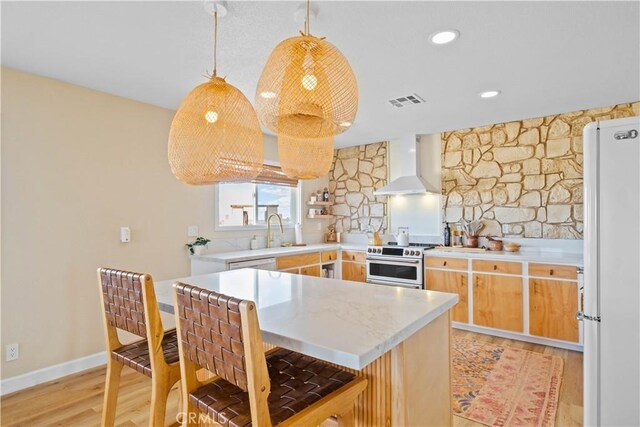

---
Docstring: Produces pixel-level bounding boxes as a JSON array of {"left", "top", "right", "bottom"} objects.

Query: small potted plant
[{"left": 186, "top": 236, "right": 211, "bottom": 256}]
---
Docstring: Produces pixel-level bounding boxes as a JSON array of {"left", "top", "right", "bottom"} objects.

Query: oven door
[{"left": 365, "top": 256, "right": 423, "bottom": 288}]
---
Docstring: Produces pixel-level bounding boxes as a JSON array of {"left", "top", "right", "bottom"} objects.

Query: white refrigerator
[{"left": 583, "top": 116, "right": 639, "bottom": 426}]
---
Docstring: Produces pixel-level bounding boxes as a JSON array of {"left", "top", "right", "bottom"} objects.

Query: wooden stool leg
[
  {"left": 150, "top": 375, "right": 171, "bottom": 427},
  {"left": 337, "top": 408, "right": 355, "bottom": 427},
  {"left": 101, "top": 359, "right": 123, "bottom": 427}
]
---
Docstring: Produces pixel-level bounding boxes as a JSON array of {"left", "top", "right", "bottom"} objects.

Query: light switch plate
[
  {"left": 120, "top": 227, "right": 131, "bottom": 243},
  {"left": 187, "top": 225, "right": 199, "bottom": 237}
]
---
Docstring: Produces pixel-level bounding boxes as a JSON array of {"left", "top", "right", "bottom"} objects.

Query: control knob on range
[{"left": 367, "top": 248, "right": 372, "bottom": 253}]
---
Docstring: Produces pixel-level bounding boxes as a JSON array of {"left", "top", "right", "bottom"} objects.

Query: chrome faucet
[{"left": 266, "top": 213, "right": 284, "bottom": 248}]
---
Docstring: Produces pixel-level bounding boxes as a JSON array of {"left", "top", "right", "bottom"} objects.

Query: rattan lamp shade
[
  {"left": 278, "top": 134, "right": 334, "bottom": 180},
  {"left": 256, "top": 35, "right": 358, "bottom": 139},
  {"left": 168, "top": 77, "right": 264, "bottom": 185}
]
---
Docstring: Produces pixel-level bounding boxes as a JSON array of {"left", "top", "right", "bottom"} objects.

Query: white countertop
[
  {"left": 191, "top": 243, "right": 365, "bottom": 264},
  {"left": 424, "top": 248, "right": 583, "bottom": 266},
  {"left": 155, "top": 269, "right": 458, "bottom": 370}
]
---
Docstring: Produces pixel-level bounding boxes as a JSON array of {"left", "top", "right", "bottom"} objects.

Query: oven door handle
[
  {"left": 365, "top": 257, "right": 421, "bottom": 264},
  {"left": 367, "top": 279, "right": 421, "bottom": 289}
]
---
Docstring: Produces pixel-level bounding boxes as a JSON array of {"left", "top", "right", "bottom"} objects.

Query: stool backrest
[
  {"left": 99, "top": 268, "right": 149, "bottom": 338},
  {"left": 97, "top": 267, "right": 167, "bottom": 375},
  {"left": 174, "top": 282, "right": 272, "bottom": 425}
]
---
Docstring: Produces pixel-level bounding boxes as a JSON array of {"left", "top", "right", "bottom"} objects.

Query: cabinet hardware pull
[
  {"left": 550, "top": 269, "right": 554, "bottom": 275},
  {"left": 493, "top": 265, "right": 498, "bottom": 270},
  {"left": 443, "top": 261, "right": 447, "bottom": 266}
]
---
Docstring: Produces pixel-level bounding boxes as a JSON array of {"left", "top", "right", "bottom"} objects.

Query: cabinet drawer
[
  {"left": 300, "top": 265, "right": 321, "bottom": 277},
  {"left": 528, "top": 263, "right": 577, "bottom": 280},
  {"left": 342, "top": 250, "right": 366, "bottom": 263},
  {"left": 472, "top": 259, "right": 522, "bottom": 275},
  {"left": 321, "top": 251, "right": 338, "bottom": 263},
  {"left": 425, "top": 256, "right": 467, "bottom": 271},
  {"left": 276, "top": 252, "right": 320, "bottom": 270}
]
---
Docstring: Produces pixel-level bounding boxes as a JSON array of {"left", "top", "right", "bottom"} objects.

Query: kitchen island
[{"left": 155, "top": 268, "right": 458, "bottom": 426}]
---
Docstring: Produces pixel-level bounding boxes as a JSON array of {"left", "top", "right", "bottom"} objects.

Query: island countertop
[{"left": 155, "top": 268, "right": 458, "bottom": 370}]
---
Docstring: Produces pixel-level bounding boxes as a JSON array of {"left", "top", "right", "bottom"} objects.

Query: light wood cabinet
[
  {"left": 276, "top": 252, "right": 320, "bottom": 270},
  {"left": 425, "top": 257, "right": 467, "bottom": 271},
  {"left": 425, "top": 269, "right": 468, "bottom": 323},
  {"left": 300, "top": 265, "right": 321, "bottom": 277},
  {"left": 321, "top": 251, "right": 338, "bottom": 263},
  {"left": 342, "top": 250, "right": 366, "bottom": 263},
  {"left": 472, "top": 259, "right": 522, "bottom": 275},
  {"left": 342, "top": 261, "right": 366, "bottom": 283},
  {"left": 281, "top": 267, "right": 300, "bottom": 275},
  {"left": 473, "top": 274, "right": 523, "bottom": 332},
  {"left": 529, "top": 278, "right": 579, "bottom": 342},
  {"left": 528, "top": 263, "right": 577, "bottom": 280}
]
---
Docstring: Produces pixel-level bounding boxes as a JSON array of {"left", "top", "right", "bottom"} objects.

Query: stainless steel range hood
[{"left": 375, "top": 133, "right": 440, "bottom": 196}]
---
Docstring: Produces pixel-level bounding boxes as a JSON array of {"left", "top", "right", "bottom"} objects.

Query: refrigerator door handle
[{"left": 577, "top": 311, "right": 601, "bottom": 322}]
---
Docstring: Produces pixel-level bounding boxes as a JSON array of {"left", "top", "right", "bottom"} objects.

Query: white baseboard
[
  {"left": 453, "top": 322, "right": 584, "bottom": 352},
  {"left": 0, "top": 351, "right": 107, "bottom": 396}
]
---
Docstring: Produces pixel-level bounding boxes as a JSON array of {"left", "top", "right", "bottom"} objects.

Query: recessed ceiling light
[
  {"left": 429, "top": 30, "right": 459, "bottom": 45},
  {"left": 339, "top": 121, "right": 352, "bottom": 127},
  {"left": 479, "top": 90, "right": 501, "bottom": 99}
]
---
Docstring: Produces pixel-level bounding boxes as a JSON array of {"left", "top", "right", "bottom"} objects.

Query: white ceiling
[{"left": 2, "top": 1, "right": 639, "bottom": 148}]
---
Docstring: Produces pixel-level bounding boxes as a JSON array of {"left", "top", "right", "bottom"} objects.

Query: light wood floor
[{"left": 1, "top": 330, "right": 583, "bottom": 427}]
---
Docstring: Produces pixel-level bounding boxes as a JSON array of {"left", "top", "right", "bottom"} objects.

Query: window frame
[{"left": 214, "top": 165, "right": 301, "bottom": 231}]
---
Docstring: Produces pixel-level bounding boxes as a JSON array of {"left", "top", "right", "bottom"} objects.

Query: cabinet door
[
  {"left": 529, "top": 278, "right": 579, "bottom": 342},
  {"left": 425, "top": 269, "right": 468, "bottom": 323},
  {"left": 342, "top": 261, "right": 366, "bottom": 283},
  {"left": 473, "top": 274, "right": 523, "bottom": 332},
  {"left": 300, "top": 265, "right": 321, "bottom": 277}
]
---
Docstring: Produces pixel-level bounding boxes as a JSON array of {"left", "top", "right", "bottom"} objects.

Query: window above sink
[{"left": 215, "top": 165, "right": 299, "bottom": 230}]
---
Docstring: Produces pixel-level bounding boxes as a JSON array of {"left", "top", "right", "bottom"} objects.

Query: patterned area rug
[{"left": 452, "top": 337, "right": 564, "bottom": 426}]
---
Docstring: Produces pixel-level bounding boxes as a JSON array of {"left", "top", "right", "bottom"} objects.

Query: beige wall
[
  {"left": 442, "top": 102, "right": 640, "bottom": 239},
  {"left": 0, "top": 68, "right": 301, "bottom": 378}
]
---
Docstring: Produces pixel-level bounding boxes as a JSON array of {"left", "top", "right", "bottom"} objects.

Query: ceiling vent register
[{"left": 388, "top": 93, "right": 425, "bottom": 108}]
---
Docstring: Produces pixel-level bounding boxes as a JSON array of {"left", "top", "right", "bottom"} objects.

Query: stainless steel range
[{"left": 365, "top": 243, "right": 436, "bottom": 289}]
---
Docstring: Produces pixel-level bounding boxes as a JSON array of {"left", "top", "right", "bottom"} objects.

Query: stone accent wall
[
  {"left": 442, "top": 102, "right": 640, "bottom": 239},
  {"left": 329, "top": 142, "right": 388, "bottom": 233}
]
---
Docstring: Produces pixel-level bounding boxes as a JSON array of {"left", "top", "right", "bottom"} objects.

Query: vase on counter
[
  {"left": 192, "top": 245, "right": 206, "bottom": 256},
  {"left": 464, "top": 235, "right": 479, "bottom": 248}
]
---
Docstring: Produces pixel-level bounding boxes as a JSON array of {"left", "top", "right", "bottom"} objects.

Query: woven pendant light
[
  {"left": 278, "top": 134, "right": 334, "bottom": 180},
  {"left": 255, "top": 0, "right": 358, "bottom": 139},
  {"left": 168, "top": 8, "right": 263, "bottom": 185}
]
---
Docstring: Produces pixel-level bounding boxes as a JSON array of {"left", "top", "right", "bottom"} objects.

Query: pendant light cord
[
  {"left": 212, "top": 10, "right": 218, "bottom": 77},
  {"left": 305, "top": 0, "right": 310, "bottom": 35}
]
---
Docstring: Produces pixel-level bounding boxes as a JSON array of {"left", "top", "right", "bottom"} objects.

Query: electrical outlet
[
  {"left": 6, "top": 343, "right": 19, "bottom": 361},
  {"left": 317, "top": 223, "right": 322, "bottom": 231},
  {"left": 187, "top": 225, "right": 199, "bottom": 237}
]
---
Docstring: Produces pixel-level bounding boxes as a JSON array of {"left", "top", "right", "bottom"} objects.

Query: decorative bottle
[{"left": 443, "top": 222, "right": 451, "bottom": 247}]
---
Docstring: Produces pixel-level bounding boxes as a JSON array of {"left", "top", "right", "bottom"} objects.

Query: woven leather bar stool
[
  {"left": 97, "top": 268, "right": 181, "bottom": 427},
  {"left": 173, "top": 282, "right": 368, "bottom": 427}
]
